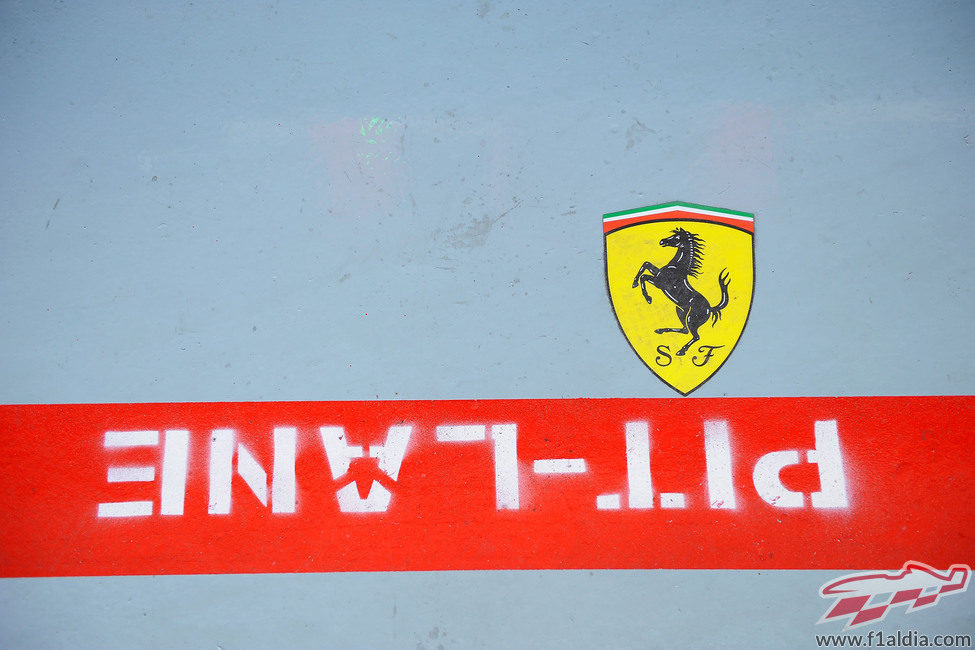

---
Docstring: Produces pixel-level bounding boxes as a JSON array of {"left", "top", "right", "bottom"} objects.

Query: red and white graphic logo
[{"left": 818, "top": 561, "right": 970, "bottom": 629}]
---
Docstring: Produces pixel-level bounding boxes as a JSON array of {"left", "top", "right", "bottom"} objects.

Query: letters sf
[{"left": 97, "top": 420, "right": 850, "bottom": 517}]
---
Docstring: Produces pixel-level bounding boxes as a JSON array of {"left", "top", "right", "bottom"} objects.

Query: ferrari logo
[{"left": 604, "top": 201, "right": 754, "bottom": 395}]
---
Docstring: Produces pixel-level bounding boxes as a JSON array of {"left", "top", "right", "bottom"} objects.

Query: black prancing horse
[{"left": 631, "top": 227, "right": 730, "bottom": 356}]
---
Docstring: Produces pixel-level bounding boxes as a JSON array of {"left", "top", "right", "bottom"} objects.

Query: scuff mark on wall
[
  {"left": 699, "top": 104, "right": 777, "bottom": 204},
  {"left": 310, "top": 117, "right": 407, "bottom": 216}
]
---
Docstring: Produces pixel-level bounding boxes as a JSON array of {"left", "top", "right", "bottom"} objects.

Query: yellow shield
[{"left": 604, "top": 202, "right": 754, "bottom": 395}]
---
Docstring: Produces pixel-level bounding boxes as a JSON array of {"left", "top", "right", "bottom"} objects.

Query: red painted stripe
[
  {"left": 604, "top": 210, "right": 755, "bottom": 234},
  {"left": 0, "top": 397, "right": 971, "bottom": 577}
]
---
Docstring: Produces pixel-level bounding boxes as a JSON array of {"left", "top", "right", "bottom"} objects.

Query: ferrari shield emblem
[{"left": 604, "top": 201, "right": 754, "bottom": 395}]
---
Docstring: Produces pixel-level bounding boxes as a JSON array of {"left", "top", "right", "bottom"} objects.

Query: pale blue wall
[{"left": 1, "top": 1, "right": 973, "bottom": 647}]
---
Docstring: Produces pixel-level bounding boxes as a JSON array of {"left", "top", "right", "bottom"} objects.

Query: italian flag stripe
[
  {"left": 603, "top": 204, "right": 754, "bottom": 235},
  {"left": 603, "top": 201, "right": 754, "bottom": 221}
]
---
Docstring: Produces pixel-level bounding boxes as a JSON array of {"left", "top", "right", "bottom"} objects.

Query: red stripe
[
  {"left": 827, "top": 596, "right": 871, "bottom": 618},
  {"left": 890, "top": 589, "right": 922, "bottom": 604},
  {"left": 604, "top": 210, "right": 755, "bottom": 234},
  {"left": 0, "top": 396, "right": 971, "bottom": 576}
]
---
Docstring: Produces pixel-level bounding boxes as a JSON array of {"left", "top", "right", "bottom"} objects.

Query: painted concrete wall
[{"left": 1, "top": 1, "right": 973, "bottom": 647}]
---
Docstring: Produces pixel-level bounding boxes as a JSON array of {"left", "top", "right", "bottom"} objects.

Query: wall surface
[{"left": 1, "top": 1, "right": 973, "bottom": 647}]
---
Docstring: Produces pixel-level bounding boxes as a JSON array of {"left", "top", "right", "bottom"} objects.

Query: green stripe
[{"left": 602, "top": 201, "right": 754, "bottom": 220}]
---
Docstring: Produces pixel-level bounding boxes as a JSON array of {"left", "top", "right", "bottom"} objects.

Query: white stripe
[
  {"left": 660, "top": 492, "right": 687, "bottom": 508},
  {"left": 106, "top": 466, "right": 155, "bottom": 482},
  {"left": 596, "top": 493, "right": 621, "bottom": 510},
  {"left": 104, "top": 430, "right": 159, "bottom": 447},
  {"left": 160, "top": 429, "right": 190, "bottom": 515},
  {"left": 809, "top": 420, "right": 849, "bottom": 508},
  {"left": 604, "top": 206, "right": 753, "bottom": 224},
  {"left": 533, "top": 458, "right": 587, "bottom": 474},
  {"left": 370, "top": 425, "right": 412, "bottom": 482},
  {"left": 272, "top": 427, "right": 297, "bottom": 514},
  {"left": 625, "top": 421, "right": 653, "bottom": 509},
  {"left": 436, "top": 425, "right": 486, "bottom": 441},
  {"left": 208, "top": 429, "right": 234, "bottom": 514},
  {"left": 704, "top": 420, "right": 737, "bottom": 509},
  {"left": 236, "top": 444, "right": 268, "bottom": 507},
  {"left": 491, "top": 424, "right": 519, "bottom": 510},
  {"left": 97, "top": 501, "right": 153, "bottom": 517}
]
